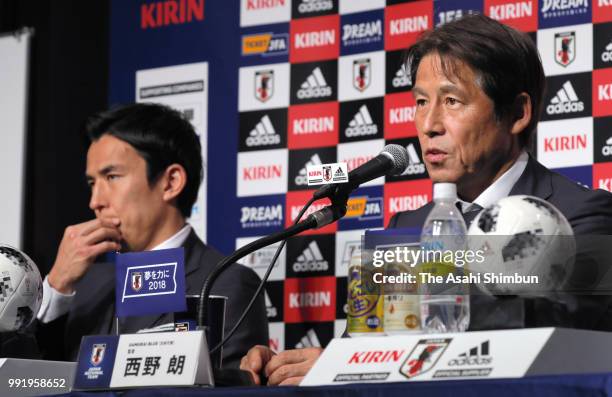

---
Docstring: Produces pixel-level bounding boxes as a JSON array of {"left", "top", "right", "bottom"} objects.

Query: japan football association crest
[
  {"left": 90, "top": 343, "right": 106, "bottom": 366},
  {"left": 323, "top": 166, "right": 332, "bottom": 182},
  {"left": 255, "top": 69, "right": 274, "bottom": 102},
  {"left": 353, "top": 58, "right": 371, "bottom": 92},
  {"left": 555, "top": 31, "right": 575, "bottom": 67},
  {"left": 131, "top": 271, "right": 143, "bottom": 292},
  {"left": 399, "top": 338, "right": 451, "bottom": 379}
]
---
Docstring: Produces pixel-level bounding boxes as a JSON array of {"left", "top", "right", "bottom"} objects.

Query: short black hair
[
  {"left": 85, "top": 103, "right": 203, "bottom": 218},
  {"left": 406, "top": 14, "right": 545, "bottom": 148}
]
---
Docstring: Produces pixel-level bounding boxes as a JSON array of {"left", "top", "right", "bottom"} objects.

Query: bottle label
[
  {"left": 347, "top": 264, "right": 384, "bottom": 334},
  {"left": 383, "top": 260, "right": 420, "bottom": 333}
]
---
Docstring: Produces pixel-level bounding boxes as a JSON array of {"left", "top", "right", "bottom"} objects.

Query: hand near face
[
  {"left": 48, "top": 218, "right": 122, "bottom": 294},
  {"left": 240, "top": 345, "right": 322, "bottom": 386}
]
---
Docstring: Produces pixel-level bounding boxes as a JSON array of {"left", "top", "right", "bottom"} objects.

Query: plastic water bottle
[{"left": 419, "top": 183, "right": 470, "bottom": 333}]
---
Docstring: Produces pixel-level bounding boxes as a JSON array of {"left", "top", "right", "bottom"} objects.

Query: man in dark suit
[
  {"left": 390, "top": 154, "right": 612, "bottom": 331},
  {"left": 240, "top": 14, "right": 612, "bottom": 385},
  {"left": 388, "top": 13, "right": 612, "bottom": 332},
  {"left": 390, "top": 155, "right": 612, "bottom": 235},
  {"left": 36, "top": 103, "right": 267, "bottom": 368}
]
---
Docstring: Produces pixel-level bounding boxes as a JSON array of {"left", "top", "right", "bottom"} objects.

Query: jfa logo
[
  {"left": 131, "top": 272, "right": 143, "bottom": 292},
  {"left": 255, "top": 70, "right": 274, "bottom": 102},
  {"left": 555, "top": 31, "right": 575, "bottom": 67},
  {"left": 90, "top": 344, "right": 106, "bottom": 367},
  {"left": 353, "top": 58, "right": 371, "bottom": 92},
  {"left": 399, "top": 338, "right": 452, "bottom": 379}
]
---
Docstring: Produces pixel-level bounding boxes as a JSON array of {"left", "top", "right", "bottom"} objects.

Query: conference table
[{"left": 55, "top": 372, "right": 612, "bottom": 397}]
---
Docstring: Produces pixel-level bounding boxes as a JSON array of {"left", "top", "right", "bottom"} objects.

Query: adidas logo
[
  {"left": 295, "top": 329, "right": 322, "bottom": 348},
  {"left": 295, "top": 154, "right": 323, "bottom": 186},
  {"left": 401, "top": 144, "right": 426, "bottom": 175},
  {"left": 334, "top": 166, "right": 346, "bottom": 178},
  {"left": 246, "top": 115, "right": 281, "bottom": 147},
  {"left": 292, "top": 241, "right": 329, "bottom": 272},
  {"left": 297, "top": 67, "right": 332, "bottom": 99},
  {"left": 392, "top": 63, "right": 411, "bottom": 88},
  {"left": 448, "top": 341, "right": 492, "bottom": 366},
  {"left": 602, "top": 42, "right": 612, "bottom": 62},
  {"left": 603, "top": 136, "right": 612, "bottom": 157},
  {"left": 265, "top": 290, "right": 278, "bottom": 318},
  {"left": 345, "top": 105, "right": 378, "bottom": 137},
  {"left": 298, "top": 0, "right": 334, "bottom": 14},
  {"left": 546, "top": 81, "right": 584, "bottom": 115}
]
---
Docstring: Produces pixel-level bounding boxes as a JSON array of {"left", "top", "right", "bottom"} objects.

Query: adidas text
[
  {"left": 448, "top": 356, "right": 492, "bottom": 366},
  {"left": 393, "top": 75, "right": 410, "bottom": 88},
  {"left": 346, "top": 124, "right": 378, "bottom": 137},
  {"left": 293, "top": 260, "right": 329, "bottom": 272},
  {"left": 546, "top": 101, "right": 584, "bottom": 115},
  {"left": 298, "top": 0, "right": 333, "bottom": 13},
  {"left": 297, "top": 86, "right": 332, "bottom": 99},
  {"left": 246, "top": 134, "right": 281, "bottom": 146},
  {"left": 404, "top": 163, "right": 426, "bottom": 174}
]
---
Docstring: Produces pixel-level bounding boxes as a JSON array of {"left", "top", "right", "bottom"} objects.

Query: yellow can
[{"left": 346, "top": 250, "right": 384, "bottom": 336}]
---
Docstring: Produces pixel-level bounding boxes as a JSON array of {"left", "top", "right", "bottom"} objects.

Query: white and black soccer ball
[
  {"left": 0, "top": 246, "right": 43, "bottom": 332},
  {"left": 467, "top": 195, "right": 575, "bottom": 295}
]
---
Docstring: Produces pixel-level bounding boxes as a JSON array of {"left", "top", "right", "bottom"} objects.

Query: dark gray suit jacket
[
  {"left": 389, "top": 155, "right": 612, "bottom": 331},
  {"left": 38, "top": 231, "right": 268, "bottom": 368}
]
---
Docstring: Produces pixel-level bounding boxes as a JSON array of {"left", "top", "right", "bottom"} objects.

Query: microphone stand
[
  {"left": 196, "top": 193, "right": 349, "bottom": 386},
  {"left": 197, "top": 198, "right": 348, "bottom": 328}
]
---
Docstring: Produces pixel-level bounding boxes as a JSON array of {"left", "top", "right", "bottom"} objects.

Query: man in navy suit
[
  {"left": 388, "top": 13, "right": 612, "bottom": 332},
  {"left": 36, "top": 103, "right": 268, "bottom": 368},
  {"left": 240, "top": 14, "right": 612, "bottom": 385}
]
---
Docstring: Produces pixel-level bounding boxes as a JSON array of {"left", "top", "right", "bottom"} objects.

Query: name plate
[
  {"left": 301, "top": 328, "right": 555, "bottom": 386},
  {"left": 74, "top": 331, "right": 213, "bottom": 390}
]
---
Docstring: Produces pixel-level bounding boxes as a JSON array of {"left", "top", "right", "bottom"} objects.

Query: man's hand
[
  {"left": 265, "top": 347, "right": 322, "bottom": 385},
  {"left": 240, "top": 346, "right": 322, "bottom": 386},
  {"left": 240, "top": 345, "right": 275, "bottom": 385},
  {"left": 48, "top": 218, "right": 122, "bottom": 294}
]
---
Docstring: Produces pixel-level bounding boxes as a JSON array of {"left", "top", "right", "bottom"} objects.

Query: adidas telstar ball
[
  {"left": 0, "top": 246, "right": 43, "bottom": 332},
  {"left": 467, "top": 195, "right": 575, "bottom": 296}
]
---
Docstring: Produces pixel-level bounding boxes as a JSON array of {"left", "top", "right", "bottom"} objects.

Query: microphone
[{"left": 313, "top": 144, "right": 409, "bottom": 200}]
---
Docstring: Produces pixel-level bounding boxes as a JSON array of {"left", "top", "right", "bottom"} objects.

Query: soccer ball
[
  {"left": 0, "top": 246, "right": 43, "bottom": 332},
  {"left": 467, "top": 195, "right": 575, "bottom": 296}
]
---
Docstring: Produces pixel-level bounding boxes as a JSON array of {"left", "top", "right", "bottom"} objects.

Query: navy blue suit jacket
[{"left": 38, "top": 231, "right": 268, "bottom": 368}]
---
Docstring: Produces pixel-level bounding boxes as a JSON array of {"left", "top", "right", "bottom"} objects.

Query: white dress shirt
[
  {"left": 37, "top": 224, "right": 193, "bottom": 323},
  {"left": 457, "top": 151, "right": 529, "bottom": 213}
]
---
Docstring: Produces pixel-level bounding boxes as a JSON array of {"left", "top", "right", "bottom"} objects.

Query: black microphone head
[{"left": 381, "top": 144, "right": 409, "bottom": 175}]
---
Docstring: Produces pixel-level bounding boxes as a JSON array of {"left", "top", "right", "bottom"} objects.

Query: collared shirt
[
  {"left": 457, "top": 151, "right": 529, "bottom": 213},
  {"left": 37, "top": 224, "right": 192, "bottom": 323}
]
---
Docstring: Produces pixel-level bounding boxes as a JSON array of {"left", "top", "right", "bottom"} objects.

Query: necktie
[{"left": 460, "top": 203, "right": 483, "bottom": 227}]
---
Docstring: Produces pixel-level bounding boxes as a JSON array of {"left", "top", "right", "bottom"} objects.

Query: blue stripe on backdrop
[{"left": 110, "top": 0, "right": 242, "bottom": 253}]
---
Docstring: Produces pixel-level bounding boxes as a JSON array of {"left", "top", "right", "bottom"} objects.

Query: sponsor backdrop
[{"left": 110, "top": 0, "right": 612, "bottom": 352}]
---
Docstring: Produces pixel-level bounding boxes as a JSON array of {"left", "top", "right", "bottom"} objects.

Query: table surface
[{"left": 55, "top": 372, "right": 612, "bottom": 397}]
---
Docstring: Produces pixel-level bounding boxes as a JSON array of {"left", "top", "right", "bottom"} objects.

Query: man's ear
[
  {"left": 510, "top": 92, "right": 532, "bottom": 136},
  {"left": 161, "top": 164, "right": 187, "bottom": 203}
]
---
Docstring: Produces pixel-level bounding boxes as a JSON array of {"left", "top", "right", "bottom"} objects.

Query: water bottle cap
[{"left": 433, "top": 183, "right": 457, "bottom": 200}]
